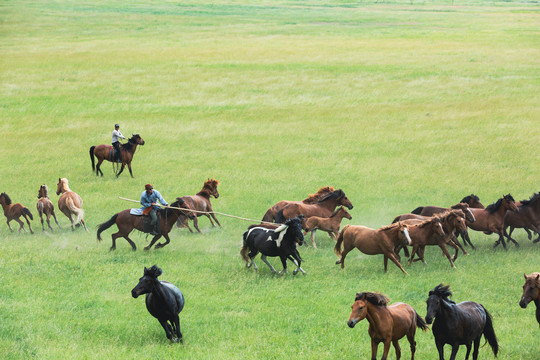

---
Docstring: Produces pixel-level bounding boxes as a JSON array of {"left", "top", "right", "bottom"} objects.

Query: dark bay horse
[
  {"left": 97, "top": 198, "right": 195, "bottom": 251},
  {"left": 334, "top": 223, "right": 412, "bottom": 274},
  {"left": 89, "top": 134, "right": 145, "bottom": 177},
  {"left": 56, "top": 178, "right": 88, "bottom": 231},
  {"left": 520, "top": 272, "right": 540, "bottom": 326},
  {"left": 261, "top": 186, "right": 335, "bottom": 222},
  {"left": 411, "top": 194, "right": 484, "bottom": 215},
  {"left": 347, "top": 292, "right": 428, "bottom": 360},
  {"left": 176, "top": 179, "right": 221, "bottom": 233},
  {"left": 37, "top": 185, "right": 60, "bottom": 231},
  {"left": 240, "top": 217, "right": 305, "bottom": 275},
  {"left": 0, "top": 192, "right": 33, "bottom": 233},
  {"left": 504, "top": 193, "right": 540, "bottom": 245},
  {"left": 425, "top": 284, "right": 498, "bottom": 360},
  {"left": 131, "top": 265, "right": 185, "bottom": 343},
  {"left": 302, "top": 206, "right": 352, "bottom": 248}
]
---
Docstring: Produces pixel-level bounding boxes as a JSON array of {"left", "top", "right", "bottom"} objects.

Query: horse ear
[
  {"left": 536, "top": 274, "right": 540, "bottom": 281},
  {"left": 524, "top": 273, "right": 528, "bottom": 279}
]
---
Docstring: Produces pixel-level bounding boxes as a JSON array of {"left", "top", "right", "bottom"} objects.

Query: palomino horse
[
  {"left": 334, "top": 223, "right": 412, "bottom": 274},
  {"left": 520, "top": 272, "right": 540, "bottom": 326},
  {"left": 176, "top": 179, "right": 221, "bottom": 233},
  {"left": 37, "top": 185, "right": 60, "bottom": 231},
  {"left": 465, "top": 194, "right": 519, "bottom": 249},
  {"left": 347, "top": 292, "right": 428, "bottom": 360},
  {"left": 56, "top": 178, "right": 88, "bottom": 231},
  {"left": 0, "top": 192, "right": 33, "bottom": 234},
  {"left": 97, "top": 198, "right": 194, "bottom": 251},
  {"left": 302, "top": 206, "right": 352, "bottom": 248},
  {"left": 425, "top": 284, "right": 498, "bottom": 360},
  {"left": 505, "top": 193, "right": 540, "bottom": 245},
  {"left": 275, "top": 189, "right": 353, "bottom": 224},
  {"left": 132, "top": 265, "right": 185, "bottom": 343},
  {"left": 89, "top": 134, "right": 145, "bottom": 177},
  {"left": 261, "top": 186, "right": 335, "bottom": 222}
]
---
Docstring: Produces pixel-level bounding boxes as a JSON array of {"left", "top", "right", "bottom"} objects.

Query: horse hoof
[
  {"left": 293, "top": 269, "right": 299, "bottom": 275},
  {"left": 109, "top": 247, "right": 116, "bottom": 251},
  {"left": 144, "top": 246, "right": 151, "bottom": 251}
]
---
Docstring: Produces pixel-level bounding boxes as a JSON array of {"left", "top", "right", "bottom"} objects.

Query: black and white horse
[
  {"left": 240, "top": 217, "right": 305, "bottom": 275},
  {"left": 131, "top": 265, "right": 185, "bottom": 343}
]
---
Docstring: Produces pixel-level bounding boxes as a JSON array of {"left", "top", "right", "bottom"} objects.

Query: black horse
[
  {"left": 240, "top": 217, "right": 305, "bottom": 275},
  {"left": 425, "top": 284, "right": 498, "bottom": 360},
  {"left": 131, "top": 265, "right": 185, "bottom": 343}
]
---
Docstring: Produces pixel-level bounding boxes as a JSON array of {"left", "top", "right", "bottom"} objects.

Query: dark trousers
[{"left": 112, "top": 141, "right": 121, "bottom": 162}]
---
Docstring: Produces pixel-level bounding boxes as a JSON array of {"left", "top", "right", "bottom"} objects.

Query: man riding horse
[
  {"left": 131, "top": 184, "right": 169, "bottom": 235},
  {"left": 112, "top": 124, "right": 125, "bottom": 162}
]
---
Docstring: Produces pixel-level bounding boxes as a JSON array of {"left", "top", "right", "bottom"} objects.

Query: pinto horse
[
  {"left": 347, "top": 292, "right": 428, "bottom": 360},
  {"left": 520, "top": 272, "right": 540, "bottom": 326},
  {"left": 302, "top": 206, "right": 352, "bottom": 248},
  {"left": 131, "top": 265, "right": 185, "bottom": 343},
  {"left": 36, "top": 185, "right": 60, "bottom": 231},
  {"left": 240, "top": 217, "right": 305, "bottom": 275},
  {"left": 334, "top": 223, "right": 412, "bottom": 274},
  {"left": 0, "top": 192, "right": 33, "bottom": 234},
  {"left": 261, "top": 186, "right": 335, "bottom": 222},
  {"left": 97, "top": 198, "right": 195, "bottom": 251},
  {"left": 176, "top": 179, "right": 221, "bottom": 233},
  {"left": 89, "top": 134, "right": 145, "bottom": 177},
  {"left": 425, "top": 284, "right": 498, "bottom": 360},
  {"left": 504, "top": 193, "right": 540, "bottom": 245},
  {"left": 56, "top": 178, "right": 88, "bottom": 231}
]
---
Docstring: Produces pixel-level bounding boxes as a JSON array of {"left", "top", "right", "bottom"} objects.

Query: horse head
[
  {"left": 429, "top": 217, "right": 445, "bottom": 239},
  {"left": 205, "top": 178, "right": 220, "bottom": 198},
  {"left": 426, "top": 284, "right": 454, "bottom": 324},
  {"left": 56, "top": 178, "right": 68, "bottom": 195},
  {"left": 38, "top": 185, "right": 48, "bottom": 199},
  {"left": 348, "top": 292, "right": 388, "bottom": 328},
  {"left": 397, "top": 222, "right": 412, "bottom": 246},
  {"left": 130, "top": 134, "right": 145, "bottom": 145},
  {"left": 446, "top": 210, "right": 467, "bottom": 235},
  {"left": 520, "top": 272, "right": 540, "bottom": 309},
  {"left": 174, "top": 198, "right": 196, "bottom": 219},
  {"left": 0, "top": 192, "right": 10, "bottom": 205},
  {"left": 131, "top": 265, "right": 162, "bottom": 298},
  {"left": 462, "top": 194, "right": 484, "bottom": 209},
  {"left": 451, "top": 203, "right": 475, "bottom": 223},
  {"left": 502, "top": 194, "right": 519, "bottom": 213},
  {"left": 278, "top": 217, "right": 304, "bottom": 247}
]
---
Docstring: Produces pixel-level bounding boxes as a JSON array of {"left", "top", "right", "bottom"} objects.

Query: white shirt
[{"left": 112, "top": 129, "right": 125, "bottom": 143}]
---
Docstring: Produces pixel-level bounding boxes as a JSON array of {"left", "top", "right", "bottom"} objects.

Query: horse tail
[
  {"left": 334, "top": 225, "right": 349, "bottom": 257},
  {"left": 97, "top": 213, "right": 118, "bottom": 241},
  {"left": 22, "top": 207, "right": 33, "bottom": 221},
  {"left": 415, "top": 312, "right": 429, "bottom": 332},
  {"left": 261, "top": 208, "right": 274, "bottom": 222},
  {"left": 411, "top": 206, "right": 424, "bottom": 215},
  {"left": 65, "top": 197, "right": 84, "bottom": 225},
  {"left": 240, "top": 231, "right": 250, "bottom": 262},
  {"left": 37, "top": 201, "right": 44, "bottom": 215},
  {"left": 89, "top": 146, "right": 96, "bottom": 171},
  {"left": 482, "top": 306, "right": 499, "bottom": 357},
  {"left": 275, "top": 209, "right": 286, "bottom": 224}
]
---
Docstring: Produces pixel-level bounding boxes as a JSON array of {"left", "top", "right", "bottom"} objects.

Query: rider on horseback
[
  {"left": 112, "top": 124, "right": 125, "bottom": 162},
  {"left": 140, "top": 184, "right": 169, "bottom": 235}
]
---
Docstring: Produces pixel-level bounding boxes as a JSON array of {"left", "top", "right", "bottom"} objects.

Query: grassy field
[{"left": 1, "top": 1, "right": 539, "bottom": 359}]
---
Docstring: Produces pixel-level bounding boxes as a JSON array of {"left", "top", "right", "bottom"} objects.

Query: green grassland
[{"left": 1, "top": 1, "right": 539, "bottom": 359}]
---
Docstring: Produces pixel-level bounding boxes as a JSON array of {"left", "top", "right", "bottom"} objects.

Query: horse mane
[
  {"left": 379, "top": 222, "right": 400, "bottom": 232},
  {"left": 429, "top": 284, "right": 456, "bottom": 304},
  {"left": 416, "top": 217, "right": 440, "bottom": 228},
  {"left": 0, "top": 192, "right": 12, "bottom": 205},
  {"left": 303, "top": 186, "right": 334, "bottom": 204},
  {"left": 161, "top": 198, "right": 186, "bottom": 217},
  {"left": 527, "top": 272, "right": 540, "bottom": 288},
  {"left": 39, "top": 185, "right": 49, "bottom": 198},
  {"left": 144, "top": 265, "right": 163, "bottom": 278},
  {"left": 197, "top": 178, "right": 220, "bottom": 196},
  {"left": 355, "top": 292, "right": 389, "bottom": 306},
  {"left": 520, "top": 192, "right": 540, "bottom": 207},
  {"left": 122, "top": 135, "right": 139, "bottom": 152},
  {"left": 460, "top": 194, "right": 480, "bottom": 203},
  {"left": 486, "top": 194, "right": 515, "bottom": 214},
  {"left": 317, "top": 189, "right": 345, "bottom": 203},
  {"left": 329, "top": 206, "right": 344, "bottom": 217}
]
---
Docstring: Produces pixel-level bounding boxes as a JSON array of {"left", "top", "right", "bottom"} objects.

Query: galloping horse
[
  {"left": 465, "top": 194, "right": 519, "bottom": 249},
  {"left": 261, "top": 186, "right": 335, "bottom": 222},
  {"left": 0, "top": 192, "right": 33, "bottom": 234},
  {"left": 97, "top": 198, "right": 194, "bottom": 251},
  {"left": 132, "top": 265, "right": 185, "bottom": 343},
  {"left": 505, "top": 193, "right": 540, "bottom": 245},
  {"left": 347, "top": 292, "right": 428, "bottom": 360},
  {"left": 411, "top": 194, "right": 484, "bottom": 215},
  {"left": 302, "top": 206, "right": 352, "bottom": 247},
  {"left": 89, "top": 134, "right": 145, "bottom": 177},
  {"left": 520, "top": 272, "right": 540, "bottom": 326},
  {"left": 275, "top": 189, "right": 353, "bottom": 224},
  {"left": 176, "top": 179, "right": 221, "bottom": 233},
  {"left": 36, "top": 185, "right": 60, "bottom": 231},
  {"left": 425, "top": 284, "right": 498, "bottom": 360},
  {"left": 399, "top": 217, "right": 445, "bottom": 267},
  {"left": 56, "top": 178, "right": 88, "bottom": 231},
  {"left": 334, "top": 223, "right": 412, "bottom": 274}
]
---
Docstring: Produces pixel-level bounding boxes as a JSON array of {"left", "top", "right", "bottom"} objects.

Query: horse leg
[
  {"left": 249, "top": 256, "right": 258, "bottom": 271},
  {"left": 210, "top": 212, "right": 222, "bottom": 228},
  {"left": 384, "top": 255, "right": 388, "bottom": 273},
  {"left": 6, "top": 219, "right": 14, "bottom": 232},
  {"left": 336, "top": 246, "right": 353, "bottom": 269},
  {"left": 408, "top": 245, "right": 419, "bottom": 266},
  {"left": 116, "top": 164, "right": 126, "bottom": 178},
  {"left": 158, "top": 319, "right": 173, "bottom": 340},
  {"left": 127, "top": 163, "right": 134, "bottom": 178},
  {"left": 448, "top": 345, "right": 459, "bottom": 360},
  {"left": 278, "top": 256, "right": 288, "bottom": 276},
  {"left": 464, "top": 344, "right": 472, "bottom": 360},
  {"left": 45, "top": 212, "right": 54, "bottom": 231},
  {"left": 51, "top": 210, "right": 61, "bottom": 229},
  {"left": 387, "top": 253, "right": 409, "bottom": 275},
  {"left": 391, "top": 339, "right": 401, "bottom": 360},
  {"left": 311, "top": 229, "right": 317, "bottom": 248},
  {"left": 451, "top": 234, "right": 468, "bottom": 256},
  {"left": 144, "top": 234, "right": 162, "bottom": 251},
  {"left": 289, "top": 253, "right": 305, "bottom": 275},
  {"left": 39, "top": 212, "right": 45, "bottom": 231},
  {"left": 412, "top": 246, "right": 427, "bottom": 264},
  {"left": 447, "top": 238, "right": 460, "bottom": 262},
  {"left": 15, "top": 218, "right": 27, "bottom": 233},
  {"left": 438, "top": 242, "right": 456, "bottom": 268},
  {"left": 460, "top": 231, "right": 475, "bottom": 250},
  {"left": 110, "top": 232, "right": 125, "bottom": 251},
  {"left": 407, "top": 332, "right": 417, "bottom": 360},
  {"left": 173, "top": 315, "right": 182, "bottom": 343},
  {"left": 80, "top": 218, "right": 88, "bottom": 232},
  {"left": 523, "top": 227, "right": 532, "bottom": 240},
  {"left": 95, "top": 158, "right": 104, "bottom": 176},
  {"left": 23, "top": 214, "right": 33, "bottom": 234},
  {"left": 370, "top": 339, "right": 379, "bottom": 360},
  {"left": 192, "top": 217, "right": 202, "bottom": 233},
  {"left": 123, "top": 236, "right": 136, "bottom": 251},
  {"left": 435, "top": 340, "right": 445, "bottom": 360},
  {"left": 155, "top": 233, "right": 171, "bottom": 249},
  {"left": 472, "top": 336, "right": 481, "bottom": 360},
  {"left": 381, "top": 339, "right": 392, "bottom": 360},
  {"left": 493, "top": 231, "right": 507, "bottom": 250},
  {"left": 260, "top": 255, "right": 277, "bottom": 273}
]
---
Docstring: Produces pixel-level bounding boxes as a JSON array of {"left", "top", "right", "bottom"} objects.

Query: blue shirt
[{"left": 140, "top": 190, "right": 168, "bottom": 209}]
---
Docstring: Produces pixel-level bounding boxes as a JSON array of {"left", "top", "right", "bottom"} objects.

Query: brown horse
[
  {"left": 520, "top": 272, "right": 540, "bottom": 326},
  {"left": 399, "top": 217, "right": 446, "bottom": 266},
  {"left": 411, "top": 194, "right": 485, "bottom": 215},
  {"left": 56, "top": 178, "right": 88, "bottom": 231},
  {"left": 302, "top": 206, "right": 352, "bottom": 248},
  {"left": 89, "top": 134, "right": 145, "bottom": 177},
  {"left": 176, "top": 179, "right": 221, "bottom": 233},
  {"left": 347, "top": 292, "right": 428, "bottom": 360},
  {"left": 505, "top": 193, "right": 540, "bottom": 245},
  {"left": 36, "top": 185, "right": 60, "bottom": 231},
  {"left": 0, "top": 192, "right": 33, "bottom": 234},
  {"left": 261, "top": 186, "right": 335, "bottom": 222},
  {"left": 97, "top": 198, "right": 195, "bottom": 251},
  {"left": 334, "top": 223, "right": 412, "bottom": 274},
  {"left": 465, "top": 194, "right": 519, "bottom": 249}
]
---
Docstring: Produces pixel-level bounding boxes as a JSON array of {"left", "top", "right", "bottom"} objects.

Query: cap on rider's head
[
  {"left": 115, "top": 124, "right": 120, "bottom": 128},
  {"left": 145, "top": 184, "right": 153, "bottom": 191}
]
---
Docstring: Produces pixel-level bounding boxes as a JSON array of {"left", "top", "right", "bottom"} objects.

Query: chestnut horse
[
  {"left": 37, "top": 185, "right": 60, "bottom": 231},
  {"left": 505, "top": 193, "right": 540, "bottom": 245},
  {"left": 89, "top": 134, "right": 145, "bottom": 177},
  {"left": 334, "top": 223, "right": 412, "bottom": 274},
  {"left": 302, "top": 206, "right": 352, "bottom": 247},
  {"left": 261, "top": 186, "right": 335, "bottom": 222},
  {"left": 0, "top": 192, "right": 33, "bottom": 234},
  {"left": 520, "top": 272, "right": 540, "bottom": 326},
  {"left": 56, "top": 178, "right": 88, "bottom": 231},
  {"left": 176, "top": 179, "right": 221, "bottom": 233},
  {"left": 347, "top": 292, "right": 428, "bottom": 360},
  {"left": 97, "top": 198, "right": 195, "bottom": 251}
]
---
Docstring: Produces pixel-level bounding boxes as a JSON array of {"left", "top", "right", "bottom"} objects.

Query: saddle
[
  {"left": 108, "top": 146, "right": 122, "bottom": 163},
  {"left": 142, "top": 212, "right": 161, "bottom": 235}
]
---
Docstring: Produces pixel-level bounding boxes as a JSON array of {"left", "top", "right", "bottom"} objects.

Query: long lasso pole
[{"left": 118, "top": 197, "right": 278, "bottom": 225}]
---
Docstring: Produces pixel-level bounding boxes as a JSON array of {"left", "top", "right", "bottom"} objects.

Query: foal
[
  {"left": 0, "top": 192, "right": 34, "bottom": 234},
  {"left": 36, "top": 185, "right": 60, "bottom": 231},
  {"left": 302, "top": 206, "right": 352, "bottom": 247}
]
